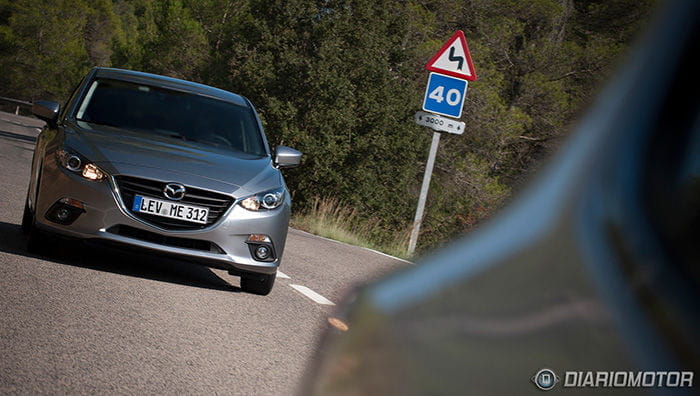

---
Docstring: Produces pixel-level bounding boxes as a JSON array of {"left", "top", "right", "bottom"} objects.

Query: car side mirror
[
  {"left": 274, "top": 146, "right": 302, "bottom": 168},
  {"left": 31, "top": 100, "right": 60, "bottom": 124}
]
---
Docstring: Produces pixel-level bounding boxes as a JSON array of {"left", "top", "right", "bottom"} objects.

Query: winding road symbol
[
  {"left": 448, "top": 47, "right": 464, "bottom": 71},
  {"left": 424, "top": 30, "right": 477, "bottom": 81}
]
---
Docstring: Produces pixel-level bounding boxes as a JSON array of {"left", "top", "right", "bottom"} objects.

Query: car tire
[
  {"left": 26, "top": 226, "right": 49, "bottom": 255},
  {"left": 240, "top": 273, "right": 276, "bottom": 295},
  {"left": 25, "top": 199, "right": 56, "bottom": 256},
  {"left": 21, "top": 196, "right": 32, "bottom": 235}
]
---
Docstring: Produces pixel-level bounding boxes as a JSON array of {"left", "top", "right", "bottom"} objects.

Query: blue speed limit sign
[{"left": 422, "top": 72, "right": 468, "bottom": 119}]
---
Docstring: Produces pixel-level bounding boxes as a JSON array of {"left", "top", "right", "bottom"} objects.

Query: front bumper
[{"left": 34, "top": 161, "right": 289, "bottom": 275}]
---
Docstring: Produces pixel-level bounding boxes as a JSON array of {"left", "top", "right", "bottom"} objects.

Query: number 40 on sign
[{"left": 422, "top": 72, "right": 468, "bottom": 119}]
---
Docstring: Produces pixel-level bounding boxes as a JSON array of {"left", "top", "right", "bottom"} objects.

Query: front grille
[
  {"left": 114, "top": 175, "right": 234, "bottom": 230},
  {"left": 107, "top": 225, "right": 225, "bottom": 253}
]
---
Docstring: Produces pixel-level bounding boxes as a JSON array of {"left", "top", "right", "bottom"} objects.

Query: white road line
[
  {"left": 290, "top": 228, "right": 413, "bottom": 265},
  {"left": 363, "top": 247, "right": 414, "bottom": 264},
  {"left": 290, "top": 284, "right": 335, "bottom": 306},
  {"left": 276, "top": 270, "right": 290, "bottom": 279}
]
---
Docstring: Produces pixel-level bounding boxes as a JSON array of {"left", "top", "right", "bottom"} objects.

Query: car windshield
[{"left": 74, "top": 78, "right": 267, "bottom": 156}]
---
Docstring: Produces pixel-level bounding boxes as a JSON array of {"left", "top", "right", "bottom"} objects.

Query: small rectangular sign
[
  {"left": 414, "top": 111, "right": 465, "bottom": 135},
  {"left": 422, "top": 73, "right": 468, "bottom": 119}
]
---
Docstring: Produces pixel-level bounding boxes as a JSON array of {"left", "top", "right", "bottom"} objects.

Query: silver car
[{"left": 22, "top": 67, "right": 302, "bottom": 295}]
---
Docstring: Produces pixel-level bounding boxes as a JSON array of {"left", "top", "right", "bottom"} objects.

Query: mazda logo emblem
[{"left": 163, "top": 183, "right": 186, "bottom": 201}]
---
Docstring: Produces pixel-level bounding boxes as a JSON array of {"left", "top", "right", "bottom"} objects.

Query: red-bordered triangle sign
[{"left": 425, "top": 30, "right": 477, "bottom": 81}]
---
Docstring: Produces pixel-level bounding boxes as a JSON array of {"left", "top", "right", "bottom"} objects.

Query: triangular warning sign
[{"left": 425, "top": 30, "right": 477, "bottom": 81}]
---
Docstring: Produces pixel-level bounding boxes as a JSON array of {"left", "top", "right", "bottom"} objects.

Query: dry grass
[{"left": 291, "top": 197, "right": 410, "bottom": 260}]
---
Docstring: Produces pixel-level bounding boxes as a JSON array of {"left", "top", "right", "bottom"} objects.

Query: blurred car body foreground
[
  {"left": 303, "top": 0, "right": 698, "bottom": 394},
  {"left": 24, "top": 67, "right": 301, "bottom": 295}
]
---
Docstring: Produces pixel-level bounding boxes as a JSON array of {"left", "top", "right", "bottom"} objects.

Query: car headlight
[
  {"left": 239, "top": 187, "right": 286, "bottom": 211},
  {"left": 56, "top": 148, "right": 106, "bottom": 181}
]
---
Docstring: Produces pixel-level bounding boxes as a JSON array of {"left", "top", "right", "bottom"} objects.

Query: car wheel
[
  {"left": 240, "top": 273, "right": 276, "bottom": 295},
  {"left": 21, "top": 196, "right": 33, "bottom": 235},
  {"left": 26, "top": 226, "right": 50, "bottom": 255},
  {"left": 25, "top": 200, "right": 56, "bottom": 256}
]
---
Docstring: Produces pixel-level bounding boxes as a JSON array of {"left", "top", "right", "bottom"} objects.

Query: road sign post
[
  {"left": 409, "top": 30, "right": 476, "bottom": 256},
  {"left": 408, "top": 131, "right": 440, "bottom": 255}
]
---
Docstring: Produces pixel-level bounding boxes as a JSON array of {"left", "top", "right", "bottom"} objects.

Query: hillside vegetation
[{"left": 0, "top": 0, "right": 655, "bottom": 255}]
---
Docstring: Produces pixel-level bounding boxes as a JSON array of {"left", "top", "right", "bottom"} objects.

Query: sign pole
[{"left": 408, "top": 131, "right": 441, "bottom": 255}]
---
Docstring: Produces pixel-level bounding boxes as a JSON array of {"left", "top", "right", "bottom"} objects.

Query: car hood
[{"left": 63, "top": 121, "right": 281, "bottom": 197}]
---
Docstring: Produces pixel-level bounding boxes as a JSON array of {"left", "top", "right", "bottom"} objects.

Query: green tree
[
  {"left": 0, "top": 0, "right": 93, "bottom": 101},
  {"left": 112, "top": 0, "right": 208, "bottom": 80}
]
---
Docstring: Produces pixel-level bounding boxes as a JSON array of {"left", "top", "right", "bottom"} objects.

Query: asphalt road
[{"left": 0, "top": 111, "right": 409, "bottom": 395}]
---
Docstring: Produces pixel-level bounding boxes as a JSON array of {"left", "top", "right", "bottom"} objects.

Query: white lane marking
[
  {"left": 364, "top": 247, "right": 413, "bottom": 264},
  {"left": 276, "top": 270, "right": 290, "bottom": 279},
  {"left": 290, "top": 228, "right": 413, "bottom": 265},
  {"left": 290, "top": 284, "right": 335, "bottom": 306}
]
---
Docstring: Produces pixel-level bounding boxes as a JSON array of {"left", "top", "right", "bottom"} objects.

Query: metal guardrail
[{"left": 0, "top": 96, "right": 32, "bottom": 115}]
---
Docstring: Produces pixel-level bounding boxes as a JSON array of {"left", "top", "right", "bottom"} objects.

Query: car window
[
  {"left": 74, "top": 78, "right": 267, "bottom": 156},
  {"left": 59, "top": 74, "right": 88, "bottom": 121}
]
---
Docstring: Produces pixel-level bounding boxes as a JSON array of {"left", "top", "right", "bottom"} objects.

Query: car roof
[{"left": 92, "top": 67, "right": 250, "bottom": 108}]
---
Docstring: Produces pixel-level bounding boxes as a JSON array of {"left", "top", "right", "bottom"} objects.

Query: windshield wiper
[
  {"left": 151, "top": 129, "right": 197, "bottom": 142},
  {"left": 77, "top": 119, "right": 122, "bottom": 128},
  {"left": 163, "top": 133, "right": 198, "bottom": 142}
]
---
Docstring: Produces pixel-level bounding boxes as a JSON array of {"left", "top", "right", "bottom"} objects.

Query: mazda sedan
[{"left": 23, "top": 67, "right": 302, "bottom": 295}]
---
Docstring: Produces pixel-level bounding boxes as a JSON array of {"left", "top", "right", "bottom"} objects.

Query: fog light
[
  {"left": 255, "top": 245, "right": 271, "bottom": 260},
  {"left": 46, "top": 201, "right": 85, "bottom": 225},
  {"left": 246, "top": 240, "right": 275, "bottom": 262},
  {"left": 55, "top": 207, "right": 72, "bottom": 222}
]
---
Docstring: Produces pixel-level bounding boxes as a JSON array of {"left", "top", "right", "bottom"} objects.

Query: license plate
[{"left": 132, "top": 195, "right": 209, "bottom": 224}]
